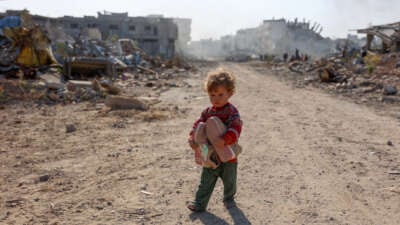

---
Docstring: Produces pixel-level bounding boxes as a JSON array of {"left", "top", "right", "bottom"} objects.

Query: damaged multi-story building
[
  {"left": 1, "top": 10, "right": 191, "bottom": 59},
  {"left": 172, "top": 17, "right": 192, "bottom": 55},
  {"left": 357, "top": 22, "right": 400, "bottom": 53},
  {"left": 187, "top": 18, "right": 335, "bottom": 60}
]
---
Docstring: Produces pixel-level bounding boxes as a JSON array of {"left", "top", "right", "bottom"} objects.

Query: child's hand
[
  {"left": 214, "top": 138, "right": 225, "bottom": 149},
  {"left": 188, "top": 137, "right": 202, "bottom": 165},
  {"left": 188, "top": 137, "right": 197, "bottom": 149}
]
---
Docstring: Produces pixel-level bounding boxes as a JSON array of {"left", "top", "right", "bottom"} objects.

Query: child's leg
[
  {"left": 193, "top": 122, "right": 218, "bottom": 169},
  {"left": 193, "top": 122, "right": 207, "bottom": 144},
  {"left": 202, "top": 150, "right": 218, "bottom": 169},
  {"left": 193, "top": 167, "right": 219, "bottom": 211},
  {"left": 205, "top": 117, "right": 236, "bottom": 162},
  {"left": 192, "top": 122, "right": 205, "bottom": 165},
  {"left": 220, "top": 162, "right": 237, "bottom": 202}
]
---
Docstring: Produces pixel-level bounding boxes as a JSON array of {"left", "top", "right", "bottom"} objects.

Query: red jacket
[{"left": 190, "top": 102, "right": 242, "bottom": 162}]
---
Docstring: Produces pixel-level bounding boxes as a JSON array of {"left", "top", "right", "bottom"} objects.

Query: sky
[{"left": 1, "top": 0, "right": 400, "bottom": 41}]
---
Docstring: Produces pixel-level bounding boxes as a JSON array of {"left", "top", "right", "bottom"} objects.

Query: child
[{"left": 187, "top": 68, "right": 243, "bottom": 212}]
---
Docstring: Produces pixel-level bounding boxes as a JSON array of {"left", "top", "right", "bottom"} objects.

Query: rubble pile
[
  {"left": 266, "top": 51, "right": 400, "bottom": 104},
  {"left": 0, "top": 13, "right": 194, "bottom": 107}
]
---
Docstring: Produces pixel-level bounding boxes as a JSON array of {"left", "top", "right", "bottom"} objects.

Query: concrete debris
[
  {"left": 0, "top": 10, "right": 194, "bottom": 107},
  {"left": 357, "top": 22, "right": 400, "bottom": 53},
  {"left": 383, "top": 85, "right": 398, "bottom": 95},
  {"left": 41, "top": 73, "right": 64, "bottom": 89},
  {"left": 66, "top": 80, "right": 93, "bottom": 90},
  {"left": 96, "top": 79, "right": 121, "bottom": 95},
  {"left": 137, "top": 65, "right": 159, "bottom": 76},
  {"left": 2, "top": 9, "right": 185, "bottom": 59},
  {"left": 266, "top": 48, "right": 400, "bottom": 105},
  {"left": 187, "top": 17, "right": 337, "bottom": 60}
]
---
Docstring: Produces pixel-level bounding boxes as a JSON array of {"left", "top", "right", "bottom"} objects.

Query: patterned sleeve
[{"left": 223, "top": 105, "right": 242, "bottom": 145}]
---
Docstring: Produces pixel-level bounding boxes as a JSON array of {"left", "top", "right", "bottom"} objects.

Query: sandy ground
[{"left": 1, "top": 62, "right": 400, "bottom": 225}]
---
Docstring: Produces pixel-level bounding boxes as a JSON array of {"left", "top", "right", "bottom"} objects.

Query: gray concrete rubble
[
  {"left": 105, "top": 95, "right": 149, "bottom": 110},
  {"left": 261, "top": 49, "right": 400, "bottom": 105},
  {"left": 1, "top": 10, "right": 399, "bottom": 109},
  {"left": 187, "top": 18, "right": 339, "bottom": 60},
  {"left": 1, "top": 9, "right": 192, "bottom": 59},
  {"left": 0, "top": 10, "right": 194, "bottom": 107},
  {"left": 357, "top": 22, "right": 400, "bottom": 53}
]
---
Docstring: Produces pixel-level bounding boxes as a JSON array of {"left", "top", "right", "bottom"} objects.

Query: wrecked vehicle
[
  {"left": 1, "top": 17, "right": 60, "bottom": 78},
  {"left": 4, "top": 25, "right": 59, "bottom": 67},
  {"left": 63, "top": 56, "right": 118, "bottom": 80}
]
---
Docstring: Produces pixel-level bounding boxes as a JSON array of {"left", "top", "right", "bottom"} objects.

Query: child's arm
[
  {"left": 188, "top": 109, "right": 208, "bottom": 143},
  {"left": 222, "top": 108, "right": 242, "bottom": 145},
  {"left": 188, "top": 137, "right": 197, "bottom": 149},
  {"left": 188, "top": 109, "right": 208, "bottom": 166}
]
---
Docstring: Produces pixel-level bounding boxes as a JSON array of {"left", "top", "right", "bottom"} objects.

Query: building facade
[{"left": 1, "top": 10, "right": 180, "bottom": 58}]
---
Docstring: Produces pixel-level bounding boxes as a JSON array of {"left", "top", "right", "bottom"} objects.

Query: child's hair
[{"left": 204, "top": 68, "right": 236, "bottom": 93}]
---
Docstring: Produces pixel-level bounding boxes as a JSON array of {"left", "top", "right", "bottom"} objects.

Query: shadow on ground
[{"left": 189, "top": 206, "right": 251, "bottom": 225}]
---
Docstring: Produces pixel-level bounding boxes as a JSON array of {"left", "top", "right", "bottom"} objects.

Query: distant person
[
  {"left": 187, "top": 68, "right": 243, "bottom": 212},
  {"left": 361, "top": 47, "right": 367, "bottom": 58},
  {"left": 135, "top": 51, "right": 141, "bottom": 66},
  {"left": 283, "top": 52, "right": 288, "bottom": 62},
  {"left": 302, "top": 54, "right": 309, "bottom": 62},
  {"left": 341, "top": 47, "right": 347, "bottom": 58},
  {"left": 295, "top": 48, "right": 300, "bottom": 60}
]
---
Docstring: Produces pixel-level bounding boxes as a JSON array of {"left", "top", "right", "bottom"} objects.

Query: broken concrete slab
[
  {"left": 40, "top": 73, "right": 64, "bottom": 89},
  {"left": 105, "top": 95, "right": 149, "bottom": 110},
  {"left": 66, "top": 80, "right": 93, "bottom": 90},
  {"left": 136, "top": 97, "right": 162, "bottom": 106}
]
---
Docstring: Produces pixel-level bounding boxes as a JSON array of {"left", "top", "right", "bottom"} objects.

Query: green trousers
[{"left": 193, "top": 162, "right": 237, "bottom": 211}]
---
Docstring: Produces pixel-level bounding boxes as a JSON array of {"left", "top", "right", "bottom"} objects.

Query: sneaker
[{"left": 187, "top": 203, "right": 205, "bottom": 212}]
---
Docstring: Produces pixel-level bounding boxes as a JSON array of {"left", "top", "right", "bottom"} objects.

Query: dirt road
[{"left": 1, "top": 62, "right": 399, "bottom": 225}]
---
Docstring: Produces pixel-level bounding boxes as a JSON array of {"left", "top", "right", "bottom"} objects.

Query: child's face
[{"left": 208, "top": 85, "right": 232, "bottom": 108}]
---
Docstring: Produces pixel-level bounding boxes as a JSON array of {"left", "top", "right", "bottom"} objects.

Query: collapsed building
[
  {"left": 1, "top": 10, "right": 191, "bottom": 59},
  {"left": 357, "top": 22, "right": 400, "bottom": 53},
  {"left": 187, "top": 18, "right": 338, "bottom": 60},
  {"left": 0, "top": 10, "right": 195, "bottom": 105},
  {"left": 172, "top": 18, "right": 192, "bottom": 55}
]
